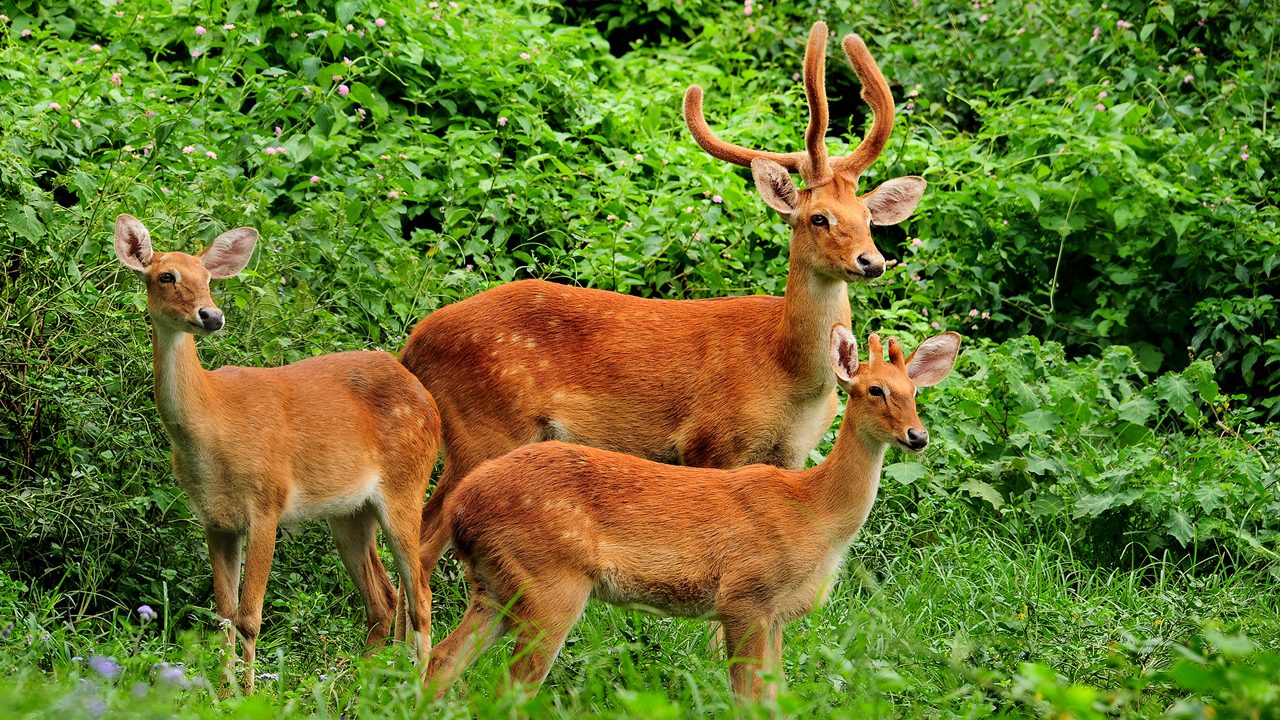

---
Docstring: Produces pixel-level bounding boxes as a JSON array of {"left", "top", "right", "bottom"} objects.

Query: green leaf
[
  {"left": 1166, "top": 510, "right": 1194, "bottom": 545},
  {"left": 883, "top": 462, "right": 928, "bottom": 485},
  {"left": 1018, "top": 408, "right": 1060, "bottom": 433},
  {"left": 959, "top": 480, "right": 1005, "bottom": 510},
  {"left": 1169, "top": 214, "right": 1193, "bottom": 240}
]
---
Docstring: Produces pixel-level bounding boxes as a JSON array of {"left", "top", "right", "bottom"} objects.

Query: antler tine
[
  {"left": 830, "top": 34, "right": 896, "bottom": 181},
  {"left": 887, "top": 337, "right": 906, "bottom": 368},
  {"left": 867, "top": 333, "right": 884, "bottom": 365},
  {"left": 683, "top": 85, "right": 805, "bottom": 172},
  {"left": 801, "top": 22, "right": 833, "bottom": 186}
]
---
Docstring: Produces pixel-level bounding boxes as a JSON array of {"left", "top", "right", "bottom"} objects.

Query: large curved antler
[
  {"left": 684, "top": 22, "right": 834, "bottom": 187},
  {"left": 829, "top": 34, "right": 895, "bottom": 181}
]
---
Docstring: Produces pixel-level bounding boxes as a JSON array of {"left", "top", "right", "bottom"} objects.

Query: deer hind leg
[
  {"left": 425, "top": 591, "right": 505, "bottom": 699},
  {"left": 205, "top": 527, "right": 242, "bottom": 695},
  {"left": 235, "top": 514, "right": 280, "bottom": 695},
  {"left": 373, "top": 490, "right": 432, "bottom": 665},
  {"left": 329, "top": 509, "right": 397, "bottom": 655},
  {"left": 503, "top": 574, "right": 592, "bottom": 698}
]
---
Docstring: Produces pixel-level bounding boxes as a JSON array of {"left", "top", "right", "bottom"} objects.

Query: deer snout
[
  {"left": 198, "top": 307, "right": 225, "bottom": 332},
  {"left": 905, "top": 427, "right": 928, "bottom": 450},
  {"left": 855, "top": 252, "right": 885, "bottom": 278}
]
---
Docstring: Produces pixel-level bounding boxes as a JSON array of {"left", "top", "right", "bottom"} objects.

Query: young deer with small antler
[
  {"left": 113, "top": 215, "right": 440, "bottom": 692},
  {"left": 424, "top": 328, "right": 960, "bottom": 701},
  {"left": 397, "top": 21, "right": 926, "bottom": 636}
]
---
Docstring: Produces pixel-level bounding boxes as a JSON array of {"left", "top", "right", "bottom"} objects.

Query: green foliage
[{"left": 0, "top": 0, "right": 1278, "bottom": 717}]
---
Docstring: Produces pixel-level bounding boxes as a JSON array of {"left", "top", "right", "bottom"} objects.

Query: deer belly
[
  {"left": 593, "top": 570, "right": 717, "bottom": 619},
  {"left": 280, "top": 472, "right": 381, "bottom": 525}
]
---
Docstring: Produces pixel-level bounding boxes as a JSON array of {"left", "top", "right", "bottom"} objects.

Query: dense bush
[{"left": 0, "top": 0, "right": 1277, "bottom": 716}]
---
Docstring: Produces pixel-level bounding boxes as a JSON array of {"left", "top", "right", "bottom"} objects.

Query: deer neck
[
  {"left": 151, "top": 323, "right": 213, "bottom": 441},
  {"left": 776, "top": 260, "right": 852, "bottom": 387},
  {"left": 802, "top": 413, "right": 887, "bottom": 541}
]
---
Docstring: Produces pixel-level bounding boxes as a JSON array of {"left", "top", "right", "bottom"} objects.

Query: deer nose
[
  {"left": 856, "top": 253, "right": 885, "bottom": 278},
  {"left": 198, "top": 307, "right": 224, "bottom": 332},
  {"left": 905, "top": 427, "right": 929, "bottom": 450}
]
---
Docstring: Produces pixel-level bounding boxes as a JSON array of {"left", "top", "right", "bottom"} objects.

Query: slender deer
[
  {"left": 113, "top": 215, "right": 440, "bottom": 693},
  {"left": 397, "top": 21, "right": 926, "bottom": 638},
  {"left": 424, "top": 328, "right": 960, "bottom": 701}
]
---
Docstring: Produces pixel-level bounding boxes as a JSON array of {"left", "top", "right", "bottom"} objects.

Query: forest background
[{"left": 0, "top": 0, "right": 1277, "bottom": 717}]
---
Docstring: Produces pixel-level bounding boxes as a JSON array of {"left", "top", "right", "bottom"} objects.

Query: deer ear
[
  {"left": 829, "top": 325, "right": 859, "bottom": 384},
  {"left": 862, "top": 176, "right": 926, "bottom": 225},
  {"left": 752, "top": 158, "right": 799, "bottom": 215},
  {"left": 114, "top": 214, "right": 153, "bottom": 272},
  {"left": 906, "top": 332, "right": 961, "bottom": 387},
  {"left": 200, "top": 227, "right": 258, "bottom": 279}
]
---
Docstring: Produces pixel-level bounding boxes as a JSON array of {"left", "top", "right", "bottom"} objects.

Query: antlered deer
[
  {"left": 113, "top": 215, "right": 440, "bottom": 692},
  {"left": 398, "top": 21, "right": 927, "bottom": 637},
  {"left": 424, "top": 328, "right": 960, "bottom": 701}
]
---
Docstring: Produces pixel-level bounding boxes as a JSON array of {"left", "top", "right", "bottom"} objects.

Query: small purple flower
[
  {"left": 84, "top": 697, "right": 107, "bottom": 718},
  {"left": 309, "top": 175, "right": 320, "bottom": 184},
  {"left": 90, "top": 44, "right": 102, "bottom": 51},
  {"left": 48, "top": 102, "right": 62, "bottom": 110},
  {"left": 519, "top": 52, "right": 531, "bottom": 61},
  {"left": 137, "top": 605, "right": 156, "bottom": 622},
  {"left": 498, "top": 116, "right": 508, "bottom": 127},
  {"left": 1241, "top": 152, "right": 1249, "bottom": 160},
  {"left": 157, "top": 664, "right": 191, "bottom": 689},
  {"left": 89, "top": 655, "right": 121, "bottom": 680},
  {"left": 194, "top": 25, "right": 207, "bottom": 36},
  {"left": 1090, "top": 26, "right": 1100, "bottom": 44},
  {"left": 375, "top": 17, "right": 387, "bottom": 27},
  {"left": 337, "top": 84, "right": 350, "bottom": 95},
  {"left": 712, "top": 194, "right": 723, "bottom": 203}
]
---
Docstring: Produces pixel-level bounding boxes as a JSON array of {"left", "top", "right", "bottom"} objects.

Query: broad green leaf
[{"left": 959, "top": 480, "right": 1005, "bottom": 510}]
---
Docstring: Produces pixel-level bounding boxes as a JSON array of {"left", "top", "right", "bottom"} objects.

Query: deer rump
[{"left": 399, "top": 278, "right": 837, "bottom": 474}]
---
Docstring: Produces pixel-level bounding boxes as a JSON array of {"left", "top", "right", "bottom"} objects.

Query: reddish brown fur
[
  {"left": 395, "top": 23, "right": 929, "bottom": 641},
  {"left": 114, "top": 215, "right": 441, "bottom": 693},
  {"left": 424, "top": 329, "right": 960, "bottom": 701}
]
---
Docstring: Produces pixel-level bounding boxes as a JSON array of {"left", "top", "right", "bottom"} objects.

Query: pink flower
[
  {"left": 606, "top": 214, "right": 617, "bottom": 221},
  {"left": 968, "top": 309, "right": 979, "bottom": 318},
  {"left": 1090, "top": 26, "right": 1100, "bottom": 43},
  {"left": 110, "top": 72, "right": 122, "bottom": 86},
  {"left": 1116, "top": 19, "right": 1133, "bottom": 29},
  {"left": 161, "top": 187, "right": 170, "bottom": 194},
  {"left": 145, "top": 110, "right": 155, "bottom": 117},
  {"left": 191, "top": 48, "right": 202, "bottom": 58},
  {"left": 274, "top": 126, "right": 283, "bottom": 136},
  {"left": 194, "top": 25, "right": 207, "bottom": 35},
  {"left": 744, "top": 4, "right": 753, "bottom": 15},
  {"left": 182, "top": 145, "right": 195, "bottom": 154},
  {"left": 337, "top": 84, "right": 349, "bottom": 95},
  {"left": 345, "top": 23, "right": 354, "bottom": 32},
  {"left": 264, "top": 147, "right": 278, "bottom": 155},
  {"left": 310, "top": 175, "right": 320, "bottom": 183},
  {"left": 375, "top": 17, "right": 386, "bottom": 27},
  {"left": 90, "top": 44, "right": 102, "bottom": 51},
  {"left": 71, "top": 118, "right": 82, "bottom": 128},
  {"left": 47, "top": 102, "right": 61, "bottom": 110},
  {"left": 387, "top": 190, "right": 400, "bottom": 199},
  {"left": 343, "top": 56, "right": 353, "bottom": 66},
  {"left": 906, "top": 102, "right": 915, "bottom": 111},
  {"left": 450, "top": 1, "right": 459, "bottom": 8},
  {"left": 21, "top": 28, "right": 32, "bottom": 37},
  {"left": 205, "top": 150, "right": 217, "bottom": 159},
  {"left": 931, "top": 321, "right": 941, "bottom": 329},
  {"left": 978, "top": 13, "right": 988, "bottom": 22},
  {"left": 981, "top": 312, "right": 990, "bottom": 319},
  {"left": 1097, "top": 90, "right": 1108, "bottom": 99},
  {"left": 712, "top": 194, "right": 723, "bottom": 203},
  {"left": 465, "top": 264, "right": 473, "bottom": 271},
  {"left": 1095, "top": 103, "right": 1106, "bottom": 111},
  {"left": 498, "top": 116, "right": 508, "bottom": 126},
  {"left": 1183, "top": 74, "right": 1194, "bottom": 84},
  {"left": 911, "top": 237, "right": 923, "bottom": 247},
  {"left": 519, "top": 52, "right": 531, "bottom": 61},
  {"left": 223, "top": 24, "right": 235, "bottom": 30},
  {"left": 429, "top": 1, "right": 439, "bottom": 7},
  {"left": 1241, "top": 152, "right": 1249, "bottom": 160}
]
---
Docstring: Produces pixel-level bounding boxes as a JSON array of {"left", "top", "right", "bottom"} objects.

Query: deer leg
[
  {"left": 375, "top": 491, "right": 432, "bottom": 665},
  {"left": 503, "top": 576, "right": 592, "bottom": 698},
  {"left": 205, "top": 527, "right": 242, "bottom": 694},
  {"left": 329, "top": 510, "right": 396, "bottom": 655},
  {"left": 425, "top": 593, "right": 504, "bottom": 699},
  {"left": 235, "top": 515, "right": 279, "bottom": 695},
  {"left": 721, "top": 614, "right": 772, "bottom": 703}
]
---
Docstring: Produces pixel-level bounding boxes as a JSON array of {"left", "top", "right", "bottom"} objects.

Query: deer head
[
  {"left": 685, "top": 22, "right": 925, "bottom": 282},
  {"left": 114, "top": 214, "right": 257, "bottom": 336},
  {"left": 829, "top": 326, "right": 959, "bottom": 452}
]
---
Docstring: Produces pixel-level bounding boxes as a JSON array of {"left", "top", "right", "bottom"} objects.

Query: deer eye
[
  {"left": 158, "top": 272, "right": 176, "bottom": 284},
  {"left": 869, "top": 385, "right": 885, "bottom": 398},
  {"left": 810, "top": 214, "right": 828, "bottom": 227}
]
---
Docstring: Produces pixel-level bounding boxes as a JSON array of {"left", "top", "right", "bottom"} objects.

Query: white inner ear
[{"left": 864, "top": 176, "right": 926, "bottom": 226}]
